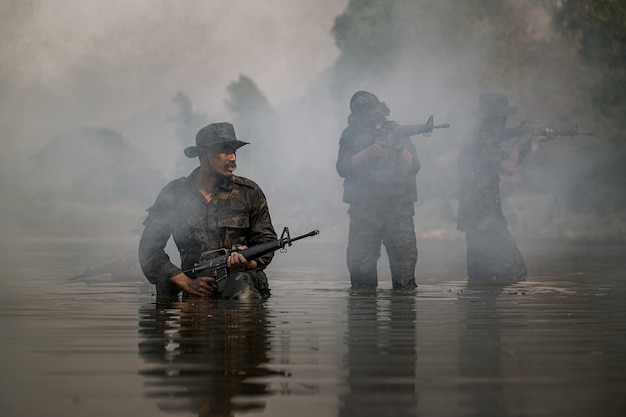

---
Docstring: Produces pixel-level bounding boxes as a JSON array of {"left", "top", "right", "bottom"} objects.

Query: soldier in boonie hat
[
  {"left": 456, "top": 91, "right": 533, "bottom": 287},
  {"left": 184, "top": 122, "right": 249, "bottom": 158},
  {"left": 139, "top": 121, "right": 278, "bottom": 302}
]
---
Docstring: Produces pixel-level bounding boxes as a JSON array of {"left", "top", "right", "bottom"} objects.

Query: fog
[
  {"left": 0, "top": 0, "right": 348, "bottom": 236},
  {"left": 1, "top": 0, "right": 623, "bottom": 244},
  {"left": 0, "top": 0, "right": 345, "bottom": 159}
]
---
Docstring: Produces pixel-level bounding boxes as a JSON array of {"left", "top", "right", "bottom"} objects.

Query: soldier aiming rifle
[{"left": 336, "top": 91, "right": 449, "bottom": 289}]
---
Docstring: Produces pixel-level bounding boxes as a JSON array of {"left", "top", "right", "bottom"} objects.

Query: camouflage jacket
[
  {"left": 139, "top": 168, "right": 277, "bottom": 287},
  {"left": 336, "top": 123, "right": 420, "bottom": 213},
  {"left": 456, "top": 122, "right": 508, "bottom": 231}
]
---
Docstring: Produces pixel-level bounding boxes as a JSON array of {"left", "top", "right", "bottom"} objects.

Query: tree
[
  {"left": 327, "top": 0, "right": 626, "bottom": 226},
  {"left": 226, "top": 74, "right": 274, "bottom": 139},
  {"left": 28, "top": 127, "right": 163, "bottom": 206},
  {"left": 170, "top": 91, "right": 208, "bottom": 178},
  {"left": 551, "top": 0, "right": 626, "bottom": 213},
  {"left": 554, "top": 0, "right": 626, "bottom": 131},
  {"left": 225, "top": 74, "right": 277, "bottom": 182},
  {"left": 331, "top": 0, "right": 397, "bottom": 99}
]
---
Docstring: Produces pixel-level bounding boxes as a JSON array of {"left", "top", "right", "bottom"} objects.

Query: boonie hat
[
  {"left": 184, "top": 122, "right": 249, "bottom": 158},
  {"left": 476, "top": 92, "right": 517, "bottom": 118}
]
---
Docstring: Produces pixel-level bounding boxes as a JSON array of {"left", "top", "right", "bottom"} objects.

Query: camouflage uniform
[
  {"left": 336, "top": 91, "right": 420, "bottom": 289},
  {"left": 457, "top": 93, "right": 527, "bottom": 284},
  {"left": 139, "top": 167, "right": 277, "bottom": 299}
]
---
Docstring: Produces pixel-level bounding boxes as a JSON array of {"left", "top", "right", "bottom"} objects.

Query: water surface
[{"left": 1, "top": 236, "right": 625, "bottom": 416}]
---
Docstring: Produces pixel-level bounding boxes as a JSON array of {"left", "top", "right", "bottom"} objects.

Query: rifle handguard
[{"left": 186, "top": 227, "right": 320, "bottom": 279}]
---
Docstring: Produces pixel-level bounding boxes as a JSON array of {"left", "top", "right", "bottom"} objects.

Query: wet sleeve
[
  {"left": 486, "top": 142, "right": 508, "bottom": 163},
  {"left": 138, "top": 189, "right": 182, "bottom": 285},
  {"left": 246, "top": 188, "right": 278, "bottom": 269},
  {"left": 405, "top": 138, "right": 420, "bottom": 176},
  {"left": 336, "top": 128, "right": 354, "bottom": 178},
  {"left": 485, "top": 128, "right": 510, "bottom": 162}
]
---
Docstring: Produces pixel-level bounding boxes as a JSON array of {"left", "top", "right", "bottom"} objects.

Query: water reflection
[
  {"left": 339, "top": 290, "right": 418, "bottom": 417},
  {"left": 453, "top": 280, "right": 626, "bottom": 417},
  {"left": 457, "top": 287, "right": 509, "bottom": 417},
  {"left": 138, "top": 300, "right": 283, "bottom": 417}
]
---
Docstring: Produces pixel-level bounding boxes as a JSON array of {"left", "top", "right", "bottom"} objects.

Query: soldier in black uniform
[
  {"left": 139, "top": 122, "right": 277, "bottom": 300},
  {"left": 336, "top": 91, "right": 420, "bottom": 289}
]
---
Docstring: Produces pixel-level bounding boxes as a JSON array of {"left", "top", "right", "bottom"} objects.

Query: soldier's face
[
  {"left": 485, "top": 115, "right": 507, "bottom": 127},
  {"left": 370, "top": 117, "right": 385, "bottom": 131},
  {"left": 202, "top": 145, "right": 237, "bottom": 177}
]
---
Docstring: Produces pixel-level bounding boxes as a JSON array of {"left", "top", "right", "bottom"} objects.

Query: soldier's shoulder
[
  {"left": 340, "top": 124, "right": 350, "bottom": 133},
  {"left": 230, "top": 175, "right": 261, "bottom": 190},
  {"left": 163, "top": 168, "right": 197, "bottom": 188},
  {"left": 339, "top": 125, "right": 360, "bottom": 143},
  {"left": 160, "top": 175, "right": 191, "bottom": 194}
]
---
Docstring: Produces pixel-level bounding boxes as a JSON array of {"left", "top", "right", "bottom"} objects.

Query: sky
[{"left": 0, "top": 0, "right": 348, "bottom": 164}]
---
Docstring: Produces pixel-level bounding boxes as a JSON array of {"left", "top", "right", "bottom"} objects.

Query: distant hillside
[
  {"left": 0, "top": 127, "right": 166, "bottom": 236},
  {"left": 27, "top": 127, "right": 165, "bottom": 206}
]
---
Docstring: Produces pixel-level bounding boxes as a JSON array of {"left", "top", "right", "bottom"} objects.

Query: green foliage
[
  {"left": 329, "top": 0, "right": 626, "bottom": 219},
  {"left": 564, "top": 145, "right": 626, "bottom": 214},
  {"left": 226, "top": 74, "right": 274, "bottom": 140},
  {"left": 225, "top": 74, "right": 277, "bottom": 183},
  {"left": 591, "top": 73, "right": 626, "bottom": 129},
  {"left": 171, "top": 91, "right": 207, "bottom": 148},
  {"left": 556, "top": 0, "right": 626, "bottom": 67},
  {"left": 226, "top": 75, "right": 273, "bottom": 121},
  {"left": 331, "top": 0, "right": 396, "bottom": 96},
  {"left": 171, "top": 91, "right": 208, "bottom": 177},
  {"left": 555, "top": 0, "right": 626, "bottom": 131}
]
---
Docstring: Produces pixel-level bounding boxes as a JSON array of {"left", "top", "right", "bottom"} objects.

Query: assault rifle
[
  {"left": 186, "top": 227, "right": 319, "bottom": 283},
  {"left": 381, "top": 115, "right": 450, "bottom": 138},
  {"left": 497, "top": 120, "right": 594, "bottom": 143}
]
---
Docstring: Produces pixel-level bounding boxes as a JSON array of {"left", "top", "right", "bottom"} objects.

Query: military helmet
[{"left": 349, "top": 91, "right": 390, "bottom": 120}]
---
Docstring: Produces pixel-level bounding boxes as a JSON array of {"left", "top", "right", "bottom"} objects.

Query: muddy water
[{"left": 0, "top": 236, "right": 625, "bottom": 417}]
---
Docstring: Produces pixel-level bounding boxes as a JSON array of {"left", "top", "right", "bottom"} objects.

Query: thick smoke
[
  {"left": 0, "top": 0, "right": 623, "bottom": 243},
  {"left": 0, "top": 0, "right": 348, "bottom": 237}
]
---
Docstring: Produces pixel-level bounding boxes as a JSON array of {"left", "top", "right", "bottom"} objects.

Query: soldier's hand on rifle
[
  {"left": 386, "top": 135, "right": 404, "bottom": 151},
  {"left": 537, "top": 128, "right": 556, "bottom": 141},
  {"left": 367, "top": 139, "right": 387, "bottom": 158},
  {"left": 171, "top": 273, "right": 217, "bottom": 297},
  {"left": 351, "top": 140, "right": 385, "bottom": 168},
  {"left": 228, "top": 247, "right": 258, "bottom": 272}
]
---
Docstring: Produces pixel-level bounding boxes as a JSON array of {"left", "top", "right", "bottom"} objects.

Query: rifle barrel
[
  {"left": 188, "top": 228, "right": 320, "bottom": 276},
  {"left": 286, "top": 229, "right": 320, "bottom": 244},
  {"left": 555, "top": 131, "right": 593, "bottom": 137},
  {"left": 240, "top": 230, "right": 319, "bottom": 259}
]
